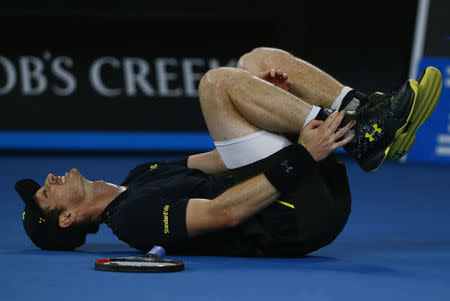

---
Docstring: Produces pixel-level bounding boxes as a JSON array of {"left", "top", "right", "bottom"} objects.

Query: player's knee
[
  {"left": 236, "top": 52, "right": 253, "bottom": 69},
  {"left": 236, "top": 47, "right": 269, "bottom": 70},
  {"left": 199, "top": 67, "right": 241, "bottom": 96},
  {"left": 199, "top": 67, "right": 230, "bottom": 106},
  {"left": 237, "top": 47, "right": 293, "bottom": 71},
  {"left": 253, "top": 47, "right": 293, "bottom": 67},
  {"left": 252, "top": 47, "right": 291, "bottom": 57},
  {"left": 199, "top": 67, "right": 249, "bottom": 109}
]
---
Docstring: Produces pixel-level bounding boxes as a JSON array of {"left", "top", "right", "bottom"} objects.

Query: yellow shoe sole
[{"left": 386, "top": 67, "right": 442, "bottom": 160}]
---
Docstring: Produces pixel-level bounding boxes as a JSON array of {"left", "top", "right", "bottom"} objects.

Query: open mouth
[
  {"left": 57, "top": 175, "right": 66, "bottom": 184},
  {"left": 56, "top": 172, "right": 69, "bottom": 184}
]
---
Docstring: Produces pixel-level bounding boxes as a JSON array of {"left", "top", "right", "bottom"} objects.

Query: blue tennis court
[
  {"left": 1, "top": 152, "right": 449, "bottom": 301},
  {"left": 1, "top": 1, "right": 449, "bottom": 300}
]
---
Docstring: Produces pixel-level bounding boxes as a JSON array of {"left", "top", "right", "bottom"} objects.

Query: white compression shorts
[{"left": 214, "top": 130, "right": 292, "bottom": 169}]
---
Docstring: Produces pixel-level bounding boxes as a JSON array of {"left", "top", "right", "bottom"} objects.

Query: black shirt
[{"left": 101, "top": 159, "right": 299, "bottom": 256}]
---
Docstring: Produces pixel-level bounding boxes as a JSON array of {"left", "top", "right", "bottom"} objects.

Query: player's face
[{"left": 34, "top": 168, "right": 87, "bottom": 212}]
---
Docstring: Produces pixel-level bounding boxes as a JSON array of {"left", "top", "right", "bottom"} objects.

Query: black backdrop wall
[{"left": 0, "top": 3, "right": 418, "bottom": 138}]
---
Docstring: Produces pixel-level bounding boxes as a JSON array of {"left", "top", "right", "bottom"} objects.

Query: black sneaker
[
  {"left": 386, "top": 67, "right": 442, "bottom": 160},
  {"left": 344, "top": 79, "right": 418, "bottom": 172}
]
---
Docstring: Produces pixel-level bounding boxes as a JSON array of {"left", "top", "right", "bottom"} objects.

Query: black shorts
[{"left": 231, "top": 150, "right": 352, "bottom": 257}]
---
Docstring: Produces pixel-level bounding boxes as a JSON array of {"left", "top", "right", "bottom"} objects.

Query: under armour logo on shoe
[
  {"left": 281, "top": 160, "right": 293, "bottom": 173},
  {"left": 365, "top": 124, "right": 382, "bottom": 142}
]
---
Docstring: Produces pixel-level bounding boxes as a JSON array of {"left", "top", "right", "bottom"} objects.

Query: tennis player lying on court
[{"left": 15, "top": 47, "right": 442, "bottom": 256}]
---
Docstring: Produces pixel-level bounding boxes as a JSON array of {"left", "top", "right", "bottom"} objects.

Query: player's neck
[{"left": 83, "top": 181, "right": 126, "bottom": 223}]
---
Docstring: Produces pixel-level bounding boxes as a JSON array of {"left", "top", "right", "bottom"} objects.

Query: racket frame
[{"left": 95, "top": 256, "right": 184, "bottom": 273}]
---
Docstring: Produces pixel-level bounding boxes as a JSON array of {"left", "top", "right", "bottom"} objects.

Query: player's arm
[
  {"left": 185, "top": 111, "right": 355, "bottom": 237},
  {"left": 186, "top": 174, "right": 278, "bottom": 236}
]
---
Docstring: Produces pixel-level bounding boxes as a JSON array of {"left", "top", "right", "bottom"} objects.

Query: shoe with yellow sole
[
  {"left": 386, "top": 66, "right": 442, "bottom": 160},
  {"left": 344, "top": 79, "right": 418, "bottom": 172}
]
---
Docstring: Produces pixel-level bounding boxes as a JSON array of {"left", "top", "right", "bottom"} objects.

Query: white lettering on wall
[
  {"left": 51, "top": 56, "right": 77, "bottom": 96},
  {"left": 19, "top": 56, "right": 47, "bottom": 95},
  {"left": 0, "top": 51, "right": 237, "bottom": 98},
  {"left": 0, "top": 56, "right": 16, "bottom": 95},
  {"left": 155, "top": 58, "right": 182, "bottom": 97},
  {"left": 182, "top": 58, "right": 204, "bottom": 97},
  {"left": 123, "top": 57, "right": 155, "bottom": 96},
  {"left": 89, "top": 57, "right": 121, "bottom": 97}
]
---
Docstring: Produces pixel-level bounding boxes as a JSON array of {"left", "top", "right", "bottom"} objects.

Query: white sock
[
  {"left": 303, "top": 105, "right": 321, "bottom": 128},
  {"left": 331, "top": 86, "right": 353, "bottom": 110}
]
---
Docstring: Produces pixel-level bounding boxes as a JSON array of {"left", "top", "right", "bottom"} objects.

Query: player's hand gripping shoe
[
  {"left": 343, "top": 79, "right": 418, "bottom": 172},
  {"left": 317, "top": 80, "right": 418, "bottom": 172},
  {"left": 386, "top": 67, "right": 442, "bottom": 160}
]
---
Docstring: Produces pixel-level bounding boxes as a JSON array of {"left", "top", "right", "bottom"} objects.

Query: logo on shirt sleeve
[
  {"left": 150, "top": 164, "right": 158, "bottom": 171},
  {"left": 163, "top": 204, "right": 170, "bottom": 234}
]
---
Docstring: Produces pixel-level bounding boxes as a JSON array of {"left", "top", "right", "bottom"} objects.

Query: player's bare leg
[
  {"left": 189, "top": 66, "right": 353, "bottom": 174},
  {"left": 198, "top": 67, "right": 314, "bottom": 141},
  {"left": 188, "top": 67, "right": 321, "bottom": 173},
  {"left": 237, "top": 47, "right": 347, "bottom": 108},
  {"left": 193, "top": 64, "right": 420, "bottom": 174}
]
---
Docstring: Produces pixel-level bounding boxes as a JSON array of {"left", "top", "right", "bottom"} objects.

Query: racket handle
[{"left": 147, "top": 246, "right": 166, "bottom": 258}]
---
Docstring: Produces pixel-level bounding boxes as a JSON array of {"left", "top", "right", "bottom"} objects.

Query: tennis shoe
[
  {"left": 344, "top": 79, "right": 418, "bottom": 172},
  {"left": 386, "top": 67, "right": 442, "bottom": 160}
]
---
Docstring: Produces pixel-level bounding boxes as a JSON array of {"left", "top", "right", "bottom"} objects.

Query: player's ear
[{"left": 59, "top": 211, "right": 77, "bottom": 228}]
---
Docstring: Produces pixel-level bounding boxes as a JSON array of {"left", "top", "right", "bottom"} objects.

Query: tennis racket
[{"left": 94, "top": 246, "right": 184, "bottom": 273}]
